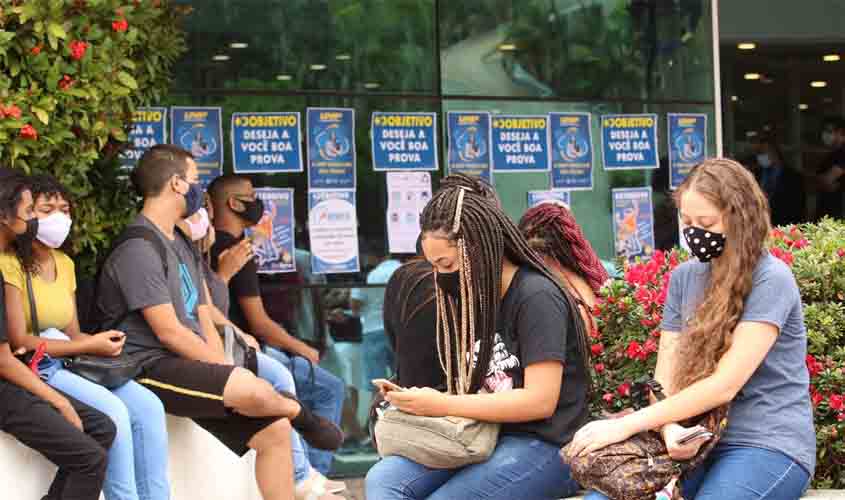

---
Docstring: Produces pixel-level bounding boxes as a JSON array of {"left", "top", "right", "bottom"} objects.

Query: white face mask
[
  {"left": 36, "top": 212, "right": 72, "bottom": 249},
  {"left": 822, "top": 131, "right": 835, "bottom": 147},
  {"left": 184, "top": 207, "right": 210, "bottom": 241}
]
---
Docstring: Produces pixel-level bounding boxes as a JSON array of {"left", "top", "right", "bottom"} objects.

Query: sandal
[{"left": 294, "top": 469, "right": 347, "bottom": 500}]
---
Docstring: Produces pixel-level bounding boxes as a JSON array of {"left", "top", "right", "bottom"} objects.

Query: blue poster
[
  {"left": 170, "top": 107, "right": 223, "bottom": 187},
  {"left": 549, "top": 112, "right": 593, "bottom": 190},
  {"left": 246, "top": 188, "right": 296, "bottom": 274},
  {"left": 611, "top": 187, "right": 656, "bottom": 262},
  {"left": 527, "top": 190, "right": 571, "bottom": 209},
  {"left": 371, "top": 112, "right": 438, "bottom": 171},
  {"left": 446, "top": 111, "right": 493, "bottom": 184},
  {"left": 668, "top": 113, "right": 707, "bottom": 190},
  {"left": 120, "top": 107, "right": 167, "bottom": 170},
  {"left": 491, "top": 115, "right": 550, "bottom": 172},
  {"left": 601, "top": 114, "right": 659, "bottom": 170},
  {"left": 306, "top": 108, "right": 356, "bottom": 189},
  {"left": 231, "top": 112, "right": 303, "bottom": 174},
  {"left": 308, "top": 190, "right": 360, "bottom": 274}
]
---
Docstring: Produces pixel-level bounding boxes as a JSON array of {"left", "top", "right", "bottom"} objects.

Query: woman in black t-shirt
[{"left": 366, "top": 174, "right": 591, "bottom": 500}]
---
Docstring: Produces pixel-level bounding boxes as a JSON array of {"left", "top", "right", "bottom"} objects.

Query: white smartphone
[{"left": 372, "top": 378, "right": 405, "bottom": 393}]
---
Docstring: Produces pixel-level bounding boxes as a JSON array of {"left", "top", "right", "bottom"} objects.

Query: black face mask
[
  {"left": 232, "top": 197, "right": 265, "bottom": 227},
  {"left": 14, "top": 216, "right": 38, "bottom": 245},
  {"left": 436, "top": 270, "right": 461, "bottom": 297},
  {"left": 683, "top": 226, "right": 726, "bottom": 263}
]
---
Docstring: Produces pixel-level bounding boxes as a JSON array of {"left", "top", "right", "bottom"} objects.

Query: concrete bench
[
  {"left": 1, "top": 416, "right": 263, "bottom": 500},
  {"left": 561, "top": 493, "right": 843, "bottom": 500}
]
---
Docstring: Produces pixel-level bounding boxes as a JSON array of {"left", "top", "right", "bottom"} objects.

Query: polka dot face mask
[{"left": 683, "top": 226, "right": 726, "bottom": 262}]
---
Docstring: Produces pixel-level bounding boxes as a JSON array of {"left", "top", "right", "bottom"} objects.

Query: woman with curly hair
[{"left": 569, "top": 158, "right": 815, "bottom": 500}]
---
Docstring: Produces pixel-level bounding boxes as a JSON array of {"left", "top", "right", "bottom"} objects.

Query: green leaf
[
  {"left": 47, "top": 22, "right": 67, "bottom": 40},
  {"left": 31, "top": 106, "right": 49, "bottom": 125},
  {"left": 63, "top": 88, "right": 89, "bottom": 99},
  {"left": 116, "top": 71, "right": 138, "bottom": 90},
  {"left": 0, "top": 31, "right": 15, "bottom": 44},
  {"left": 110, "top": 128, "right": 127, "bottom": 141},
  {"left": 121, "top": 60, "right": 136, "bottom": 70},
  {"left": 111, "top": 86, "right": 132, "bottom": 97}
]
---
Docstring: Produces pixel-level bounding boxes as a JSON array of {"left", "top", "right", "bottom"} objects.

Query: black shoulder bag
[{"left": 25, "top": 270, "right": 143, "bottom": 389}]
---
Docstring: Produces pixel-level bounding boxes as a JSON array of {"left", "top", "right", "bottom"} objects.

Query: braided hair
[
  {"left": 420, "top": 174, "right": 592, "bottom": 395},
  {"left": 519, "top": 202, "right": 609, "bottom": 293}
]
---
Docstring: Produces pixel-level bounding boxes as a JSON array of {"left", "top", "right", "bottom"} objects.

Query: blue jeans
[
  {"left": 263, "top": 346, "right": 345, "bottom": 474},
  {"left": 45, "top": 365, "right": 170, "bottom": 500},
  {"left": 255, "top": 351, "right": 311, "bottom": 483},
  {"left": 584, "top": 444, "right": 811, "bottom": 500},
  {"left": 362, "top": 329, "right": 394, "bottom": 387},
  {"left": 366, "top": 435, "right": 580, "bottom": 500}
]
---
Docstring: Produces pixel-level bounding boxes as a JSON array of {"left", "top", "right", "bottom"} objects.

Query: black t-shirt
[
  {"left": 210, "top": 230, "right": 259, "bottom": 331},
  {"left": 383, "top": 260, "right": 445, "bottom": 391},
  {"left": 490, "top": 267, "right": 589, "bottom": 446},
  {"left": 818, "top": 147, "right": 845, "bottom": 219}
]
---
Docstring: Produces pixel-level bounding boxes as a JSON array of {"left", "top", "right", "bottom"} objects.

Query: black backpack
[{"left": 76, "top": 226, "right": 187, "bottom": 333}]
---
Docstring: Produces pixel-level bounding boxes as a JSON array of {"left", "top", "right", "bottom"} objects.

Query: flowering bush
[
  {"left": 590, "top": 218, "right": 845, "bottom": 488},
  {"left": 0, "top": 1, "right": 187, "bottom": 274}
]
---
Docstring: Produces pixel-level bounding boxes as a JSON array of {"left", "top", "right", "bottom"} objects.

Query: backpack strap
[{"left": 95, "top": 226, "right": 171, "bottom": 330}]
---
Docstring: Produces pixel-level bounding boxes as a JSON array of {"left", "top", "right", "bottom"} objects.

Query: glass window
[{"left": 440, "top": 0, "right": 714, "bottom": 101}]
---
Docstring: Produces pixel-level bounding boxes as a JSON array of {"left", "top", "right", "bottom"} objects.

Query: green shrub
[{"left": 0, "top": 0, "right": 187, "bottom": 275}]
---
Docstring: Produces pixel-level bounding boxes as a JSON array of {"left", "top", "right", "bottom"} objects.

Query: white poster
[
  {"left": 308, "top": 190, "right": 360, "bottom": 274},
  {"left": 386, "top": 171, "right": 432, "bottom": 254}
]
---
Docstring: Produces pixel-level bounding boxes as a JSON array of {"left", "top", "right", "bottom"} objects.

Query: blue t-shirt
[
  {"left": 662, "top": 253, "right": 815, "bottom": 474},
  {"left": 350, "top": 259, "right": 401, "bottom": 335}
]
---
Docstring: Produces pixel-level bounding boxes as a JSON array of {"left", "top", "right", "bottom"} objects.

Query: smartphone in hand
[
  {"left": 676, "top": 427, "right": 714, "bottom": 446},
  {"left": 372, "top": 378, "right": 405, "bottom": 393}
]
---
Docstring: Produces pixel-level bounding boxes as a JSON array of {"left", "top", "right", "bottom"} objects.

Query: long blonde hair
[{"left": 672, "top": 158, "right": 771, "bottom": 390}]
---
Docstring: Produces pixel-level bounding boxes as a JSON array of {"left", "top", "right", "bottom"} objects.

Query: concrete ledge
[
  {"left": 559, "top": 492, "right": 845, "bottom": 500},
  {"left": 1, "top": 416, "right": 263, "bottom": 500}
]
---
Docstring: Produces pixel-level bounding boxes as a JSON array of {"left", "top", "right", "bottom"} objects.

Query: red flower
[
  {"left": 771, "top": 228, "right": 785, "bottom": 240},
  {"left": 807, "top": 355, "right": 824, "bottom": 378},
  {"left": 589, "top": 327, "right": 601, "bottom": 340},
  {"left": 69, "top": 40, "right": 88, "bottom": 60},
  {"left": 838, "top": 248, "right": 845, "bottom": 258},
  {"left": 669, "top": 252, "right": 679, "bottom": 268},
  {"left": 30, "top": 45, "right": 42, "bottom": 55},
  {"left": 829, "top": 394, "right": 845, "bottom": 412},
  {"left": 634, "top": 287, "right": 655, "bottom": 307},
  {"left": 2, "top": 104, "right": 22, "bottom": 119},
  {"left": 811, "top": 391, "right": 823, "bottom": 408},
  {"left": 594, "top": 363, "right": 605, "bottom": 374},
  {"left": 617, "top": 382, "right": 631, "bottom": 397},
  {"left": 58, "top": 75, "right": 74, "bottom": 90},
  {"left": 626, "top": 340, "right": 643, "bottom": 360},
  {"left": 650, "top": 329, "right": 662, "bottom": 338},
  {"left": 838, "top": 413, "right": 845, "bottom": 422},
  {"left": 602, "top": 393, "right": 614, "bottom": 404},
  {"left": 770, "top": 247, "right": 794, "bottom": 266},
  {"left": 590, "top": 343, "right": 605, "bottom": 356},
  {"left": 644, "top": 338, "right": 659, "bottom": 355},
  {"left": 792, "top": 238, "right": 809, "bottom": 250},
  {"left": 112, "top": 18, "right": 129, "bottom": 33},
  {"left": 19, "top": 124, "right": 38, "bottom": 140},
  {"left": 790, "top": 226, "right": 801, "bottom": 238}
]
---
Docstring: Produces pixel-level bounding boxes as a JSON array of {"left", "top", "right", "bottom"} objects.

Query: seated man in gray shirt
[{"left": 95, "top": 145, "right": 342, "bottom": 500}]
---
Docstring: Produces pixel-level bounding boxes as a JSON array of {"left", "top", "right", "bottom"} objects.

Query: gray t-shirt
[
  {"left": 98, "top": 215, "right": 207, "bottom": 356},
  {"left": 662, "top": 253, "right": 815, "bottom": 473},
  {"left": 202, "top": 259, "right": 230, "bottom": 318}
]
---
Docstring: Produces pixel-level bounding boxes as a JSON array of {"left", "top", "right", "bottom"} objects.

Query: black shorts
[{"left": 137, "top": 356, "right": 280, "bottom": 456}]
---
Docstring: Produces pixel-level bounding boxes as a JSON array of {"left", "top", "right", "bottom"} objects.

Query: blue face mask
[{"left": 180, "top": 179, "right": 205, "bottom": 219}]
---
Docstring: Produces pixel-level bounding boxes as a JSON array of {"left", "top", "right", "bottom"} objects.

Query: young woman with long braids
[
  {"left": 519, "top": 201, "right": 609, "bottom": 329},
  {"left": 365, "top": 174, "right": 591, "bottom": 500},
  {"left": 569, "top": 159, "right": 815, "bottom": 500}
]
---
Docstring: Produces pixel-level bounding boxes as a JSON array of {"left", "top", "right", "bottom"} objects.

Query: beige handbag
[{"left": 374, "top": 408, "right": 500, "bottom": 469}]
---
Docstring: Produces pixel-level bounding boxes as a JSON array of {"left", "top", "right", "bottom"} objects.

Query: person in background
[
  {"left": 208, "top": 174, "right": 345, "bottom": 476},
  {"left": 180, "top": 205, "right": 346, "bottom": 500},
  {"left": 816, "top": 117, "right": 845, "bottom": 220},
  {"left": 0, "top": 174, "right": 171, "bottom": 500},
  {"left": 0, "top": 168, "right": 115, "bottom": 500},
  {"left": 570, "top": 159, "right": 814, "bottom": 500},
  {"left": 519, "top": 200, "right": 609, "bottom": 328}
]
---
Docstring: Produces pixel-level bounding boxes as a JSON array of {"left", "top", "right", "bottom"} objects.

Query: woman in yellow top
[{"left": 0, "top": 174, "right": 170, "bottom": 500}]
